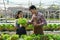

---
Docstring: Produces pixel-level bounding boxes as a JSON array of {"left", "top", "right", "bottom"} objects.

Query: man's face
[{"left": 30, "top": 9, "right": 36, "bottom": 14}]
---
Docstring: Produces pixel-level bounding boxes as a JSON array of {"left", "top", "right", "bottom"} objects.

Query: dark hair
[
  {"left": 29, "top": 5, "right": 36, "bottom": 10},
  {"left": 17, "top": 11, "right": 22, "bottom": 14},
  {"left": 15, "top": 11, "right": 22, "bottom": 19}
]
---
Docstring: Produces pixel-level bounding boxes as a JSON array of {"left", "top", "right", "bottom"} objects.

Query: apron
[
  {"left": 34, "top": 25, "right": 44, "bottom": 35},
  {"left": 16, "top": 22, "right": 26, "bottom": 35},
  {"left": 32, "top": 13, "right": 44, "bottom": 35}
]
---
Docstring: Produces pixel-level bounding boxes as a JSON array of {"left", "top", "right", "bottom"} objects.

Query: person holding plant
[
  {"left": 29, "top": 5, "right": 47, "bottom": 35},
  {"left": 15, "top": 11, "right": 27, "bottom": 36}
]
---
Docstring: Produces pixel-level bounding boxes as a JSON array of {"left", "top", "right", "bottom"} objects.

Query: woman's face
[{"left": 18, "top": 12, "right": 23, "bottom": 18}]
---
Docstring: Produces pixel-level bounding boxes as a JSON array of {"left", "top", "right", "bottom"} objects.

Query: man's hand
[
  {"left": 33, "top": 22, "right": 38, "bottom": 27},
  {"left": 33, "top": 22, "right": 41, "bottom": 27}
]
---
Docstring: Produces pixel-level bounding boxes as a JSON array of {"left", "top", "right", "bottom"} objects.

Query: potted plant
[
  {"left": 1, "top": 33, "right": 10, "bottom": 40},
  {"left": 1, "top": 24, "right": 7, "bottom": 31},
  {"left": 47, "top": 24, "right": 53, "bottom": 31},
  {"left": 11, "top": 34, "right": 19, "bottom": 40},
  {"left": 52, "top": 24, "right": 58, "bottom": 31},
  {"left": 57, "top": 24, "right": 60, "bottom": 30},
  {"left": 0, "top": 25, "right": 3, "bottom": 31},
  {"left": 26, "top": 24, "right": 34, "bottom": 31},
  {"left": 43, "top": 25, "right": 48, "bottom": 31},
  {"left": 7, "top": 24, "right": 15, "bottom": 31},
  {"left": 17, "top": 18, "right": 27, "bottom": 26}
]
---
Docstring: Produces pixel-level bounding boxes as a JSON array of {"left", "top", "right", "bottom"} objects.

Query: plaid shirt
[{"left": 31, "top": 12, "right": 47, "bottom": 26}]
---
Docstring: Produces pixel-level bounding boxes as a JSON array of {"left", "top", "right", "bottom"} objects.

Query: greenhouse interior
[{"left": 0, "top": 0, "right": 60, "bottom": 40}]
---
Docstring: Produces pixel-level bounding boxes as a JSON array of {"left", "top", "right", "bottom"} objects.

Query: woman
[{"left": 15, "top": 11, "right": 27, "bottom": 36}]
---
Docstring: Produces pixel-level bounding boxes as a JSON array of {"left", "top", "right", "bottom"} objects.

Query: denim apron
[{"left": 16, "top": 21, "right": 26, "bottom": 35}]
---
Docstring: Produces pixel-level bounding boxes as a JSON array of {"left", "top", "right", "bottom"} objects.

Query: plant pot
[
  {"left": 43, "top": 28, "right": 49, "bottom": 31},
  {"left": 50, "top": 28, "right": 54, "bottom": 31},
  {"left": 0, "top": 37, "right": 3, "bottom": 40},
  {"left": 56, "top": 27, "right": 60, "bottom": 30},
  {"left": 13, "top": 27, "right": 17, "bottom": 31},
  {"left": 1, "top": 28, "right": 7, "bottom": 32},
  {"left": 0, "top": 28, "right": 2, "bottom": 31},
  {"left": 8, "top": 29, "right": 13, "bottom": 31},
  {"left": 40, "top": 35, "right": 48, "bottom": 40}
]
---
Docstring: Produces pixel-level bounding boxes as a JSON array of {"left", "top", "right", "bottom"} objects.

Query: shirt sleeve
[
  {"left": 39, "top": 14, "right": 47, "bottom": 26},
  {"left": 15, "top": 19, "right": 20, "bottom": 28}
]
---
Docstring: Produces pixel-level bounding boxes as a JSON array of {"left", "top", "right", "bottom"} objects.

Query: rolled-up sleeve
[{"left": 39, "top": 14, "right": 47, "bottom": 26}]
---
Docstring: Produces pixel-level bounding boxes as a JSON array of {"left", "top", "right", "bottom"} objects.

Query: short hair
[{"left": 29, "top": 5, "right": 36, "bottom": 10}]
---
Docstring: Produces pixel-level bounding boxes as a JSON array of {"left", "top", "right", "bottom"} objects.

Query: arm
[
  {"left": 15, "top": 19, "right": 20, "bottom": 28},
  {"left": 35, "top": 14, "right": 47, "bottom": 26},
  {"left": 28, "top": 15, "right": 34, "bottom": 24},
  {"left": 39, "top": 15, "right": 47, "bottom": 25}
]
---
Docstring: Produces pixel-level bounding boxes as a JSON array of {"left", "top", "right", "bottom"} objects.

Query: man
[{"left": 29, "top": 5, "right": 47, "bottom": 35}]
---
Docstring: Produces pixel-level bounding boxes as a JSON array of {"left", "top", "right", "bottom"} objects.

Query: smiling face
[{"left": 18, "top": 12, "right": 23, "bottom": 18}]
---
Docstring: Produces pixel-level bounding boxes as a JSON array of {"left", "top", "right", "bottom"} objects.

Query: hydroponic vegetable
[
  {"left": 6, "top": 37, "right": 11, "bottom": 40},
  {"left": 28, "top": 24, "right": 34, "bottom": 29},
  {"left": 17, "top": 18, "right": 27, "bottom": 25},
  {"left": 11, "top": 34, "right": 19, "bottom": 40},
  {"left": 24, "top": 36, "right": 33, "bottom": 40},
  {"left": 1, "top": 34, "right": 10, "bottom": 40},
  {"left": 52, "top": 24, "right": 57, "bottom": 29}
]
